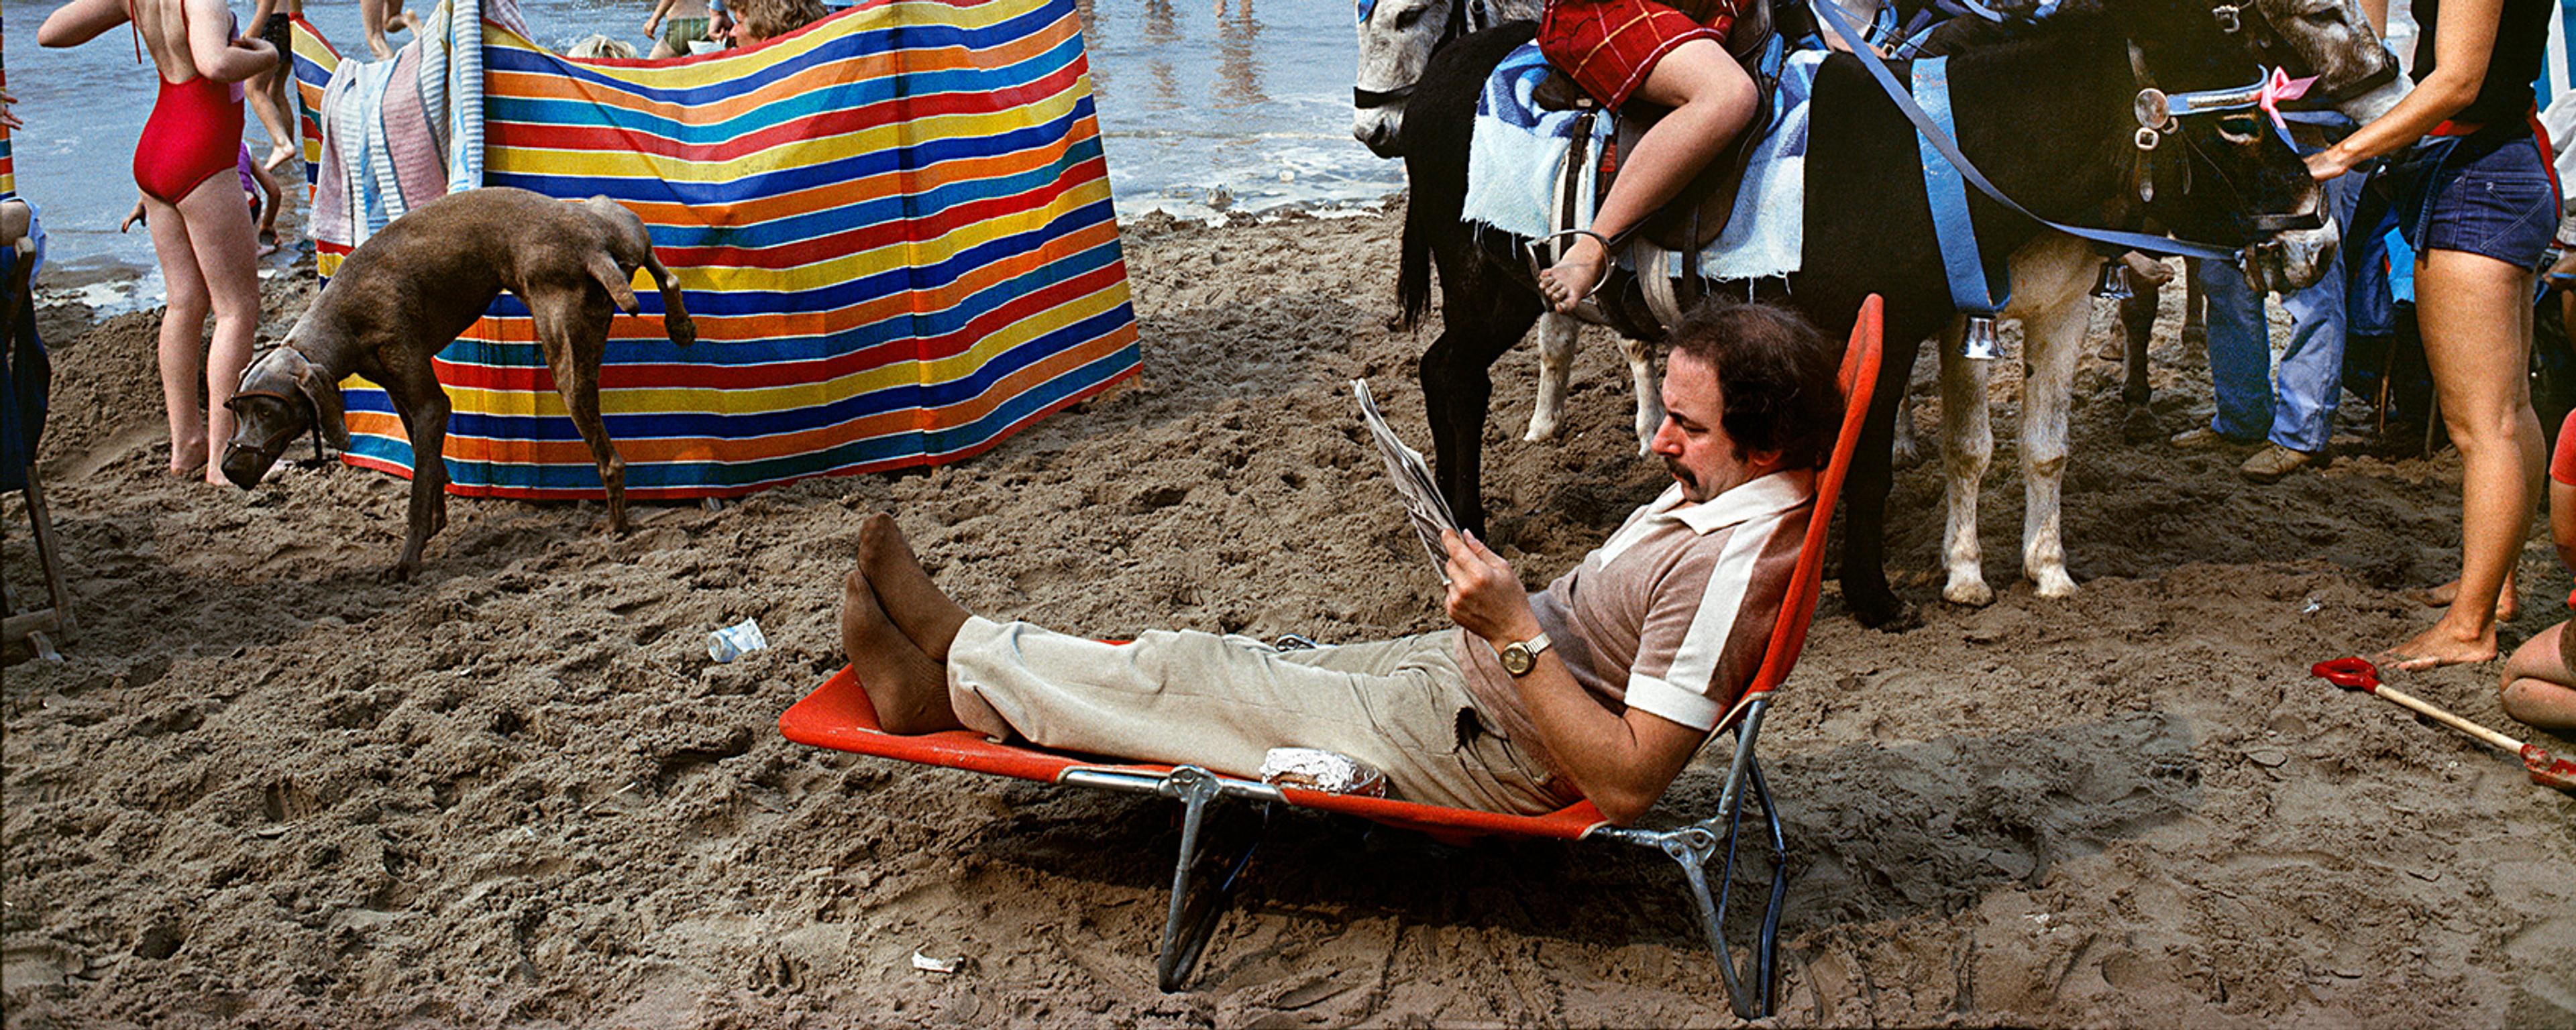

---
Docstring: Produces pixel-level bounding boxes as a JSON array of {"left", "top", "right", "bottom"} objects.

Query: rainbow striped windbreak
[{"left": 290, "top": 0, "right": 1139, "bottom": 498}]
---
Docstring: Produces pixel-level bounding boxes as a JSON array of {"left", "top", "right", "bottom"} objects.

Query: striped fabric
[
  {"left": 289, "top": 0, "right": 1139, "bottom": 499},
  {"left": 1, "top": 32, "right": 14, "bottom": 201}
]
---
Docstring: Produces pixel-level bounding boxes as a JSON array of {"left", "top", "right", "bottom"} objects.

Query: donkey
[
  {"left": 1352, "top": 0, "right": 2403, "bottom": 474},
  {"left": 1400, "top": 3, "right": 2334, "bottom": 630}
]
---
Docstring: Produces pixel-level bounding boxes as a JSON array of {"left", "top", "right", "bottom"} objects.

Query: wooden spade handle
[{"left": 2369, "top": 683, "right": 2526, "bottom": 754}]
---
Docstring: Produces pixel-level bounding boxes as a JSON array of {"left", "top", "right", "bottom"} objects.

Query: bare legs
[
  {"left": 2499, "top": 622, "right": 2576, "bottom": 731},
  {"left": 361, "top": 0, "right": 419, "bottom": 58},
  {"left": 839, "top": 513, "right": 975, "bottom": 733},
  {"left": 2389, "top": 249, "right": 2546, "bottom": 669},
  {"left": 246, "top": 52, "right": 297, "bottom": 172},
  {"left": 141, "top": 171, "right": 262, "bottom": 482},
  {"left": 1534, "top": 38, "right": 1756, "bottom": 313}
]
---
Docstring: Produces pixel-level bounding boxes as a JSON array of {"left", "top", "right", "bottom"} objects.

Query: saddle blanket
[{"left": 1462, "top": 42, "right": 1824, "bottom": 282}]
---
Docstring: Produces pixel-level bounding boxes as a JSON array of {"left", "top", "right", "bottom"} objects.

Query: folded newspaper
[{"left": 1352, "top": 379, "right": 1460, "bottom": 575}]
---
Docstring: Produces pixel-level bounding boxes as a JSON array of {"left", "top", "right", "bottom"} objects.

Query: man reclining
[{"left": 840, "top": 300, "right": 1841, "bottom": 825}]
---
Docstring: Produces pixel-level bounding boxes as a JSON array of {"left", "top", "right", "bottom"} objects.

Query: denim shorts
[{"left": 2385, "top": 129, "right": 2562, "bottom": 272}]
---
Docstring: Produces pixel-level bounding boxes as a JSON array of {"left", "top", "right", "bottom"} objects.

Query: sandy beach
[{"left": 4, "top": 206, "right": 2572, "bottom": 1028}]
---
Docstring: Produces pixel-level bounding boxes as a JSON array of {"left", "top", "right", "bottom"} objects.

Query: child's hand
[{"left": 120, "top": 198, "right": 147, "bottom": 233}]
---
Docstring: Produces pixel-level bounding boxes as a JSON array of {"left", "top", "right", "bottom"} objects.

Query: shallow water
[{"left": 3, "top": 0, "right": 1399, "bottom": 304}]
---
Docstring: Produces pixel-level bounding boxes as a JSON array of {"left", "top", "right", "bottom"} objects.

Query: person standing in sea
[{"left": 40, "top": 0, "right": 274, "bottom": 483}]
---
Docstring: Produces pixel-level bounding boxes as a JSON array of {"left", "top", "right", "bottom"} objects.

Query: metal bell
[
  {"left": 1961, "top": 314, "right": 2003, "bottom": 361},
  {"left": 2092, "top": 260, "right": 2133, "bottom": 300}
]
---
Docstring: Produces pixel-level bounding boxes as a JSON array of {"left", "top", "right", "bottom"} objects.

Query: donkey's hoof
[
  {"left": 1849, "top": 593, "right": 1922, "bottom": 632},
  {"left": 2030, "top": 567, "right": 2078, "bottom": 599},
  {"left": 1943, "top": 575, "right": 1995, "bottom": 608},
  {"left": 2120, "top": 406, "right": 2162, "bottom": 443}
]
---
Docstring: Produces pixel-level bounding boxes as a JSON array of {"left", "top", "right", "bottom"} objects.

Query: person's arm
[
  {"left": 2359, "top": 0, "right": 2389, "bottom": 34},
  {"left": 188, "top": 0, "right": 276, "bottom": 80},
  {"left": 643, "top": 0, "right": 675, "bottom": 36},
  {"left": 38, "top": 0, "right": 130, "bottom": 47},
  {"left": 239, "top": 0, "right": 276, "bottom": 44},
  {"left": 2308, "top": 0, "right": 2503, "bottom": 179},
  {"left": 1442, "top": 529, "right": 1707, "bottom": 825}
]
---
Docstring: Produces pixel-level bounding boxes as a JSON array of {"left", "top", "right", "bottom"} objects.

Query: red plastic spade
[{"left": 2312, "top": 657, "right": 2576, "bottom": 795}]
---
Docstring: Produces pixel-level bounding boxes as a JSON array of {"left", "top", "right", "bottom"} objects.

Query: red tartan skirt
[{"left": 1538, "top": 0, "right": 1736, "bottom": 110}]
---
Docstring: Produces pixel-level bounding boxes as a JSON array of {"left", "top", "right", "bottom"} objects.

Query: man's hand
[{"left": 1441, "top": 528, "right": 1540, "bottom": 646}]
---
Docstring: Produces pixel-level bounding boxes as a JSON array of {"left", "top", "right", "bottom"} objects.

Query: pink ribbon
[{"left": 2257, "top": 68, "right": 2317, "bottom": 131}]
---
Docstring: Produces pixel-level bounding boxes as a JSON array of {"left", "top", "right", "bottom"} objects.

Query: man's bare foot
[
  {"left": 2381, "top": 620, "right": 2500, "bottom": 671},
  {"left": 841, "top": 563, "right": 966, "bottom": 734},
  {"left": 366, "top": 32, "right": 394, "bottom": 58},
  {"left": 262, "top": 144, "right": 298, "bottom": 174},
  {"left": 860, "top": 512, "right": 970, "bottom": 661},
  {"left": 2410, "top": 576, "right": 2518, "bottom": 622},
  {"left": 1536, "top": 234, "right": 1609, "bottom": 314}
]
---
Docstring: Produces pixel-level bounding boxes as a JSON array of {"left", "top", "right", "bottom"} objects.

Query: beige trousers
[{"left": 945, "top": 617, "right": 1569, "bottom": 813}]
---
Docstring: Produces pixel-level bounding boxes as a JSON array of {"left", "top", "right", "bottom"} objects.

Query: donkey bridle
[{"left": 2125, "top": 41, "right": 2326, "bottom": 233}]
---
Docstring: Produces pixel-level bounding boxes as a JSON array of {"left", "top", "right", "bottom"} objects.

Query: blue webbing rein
[{"left": 1811, "top": 0, "right": 2249, "bottom": 266}]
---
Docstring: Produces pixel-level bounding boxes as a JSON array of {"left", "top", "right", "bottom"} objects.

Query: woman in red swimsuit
[
  {"left": 1532, "top": 0, "right": 1760, "bottom": 311},
  {"left": 41, "top": 0, "right": 276, "bottom": 483}
]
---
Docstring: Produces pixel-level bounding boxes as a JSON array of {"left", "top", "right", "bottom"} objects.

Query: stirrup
[{"left": 1528, "top": 228, "right": 1622, "bottom": 308}]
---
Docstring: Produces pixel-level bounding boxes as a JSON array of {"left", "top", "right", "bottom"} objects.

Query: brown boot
[{"left": 2239, "top": 443, "right": 2319, "bottom": 483}]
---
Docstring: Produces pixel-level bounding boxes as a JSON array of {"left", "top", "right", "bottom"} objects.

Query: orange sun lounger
[{"left": 782, "top": 296, "right": 1884, "bottom": 1016}]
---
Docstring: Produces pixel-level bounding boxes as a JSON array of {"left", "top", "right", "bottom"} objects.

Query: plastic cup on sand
[{"left": 708, "top": 618, "right": 768, "bottom": 663}]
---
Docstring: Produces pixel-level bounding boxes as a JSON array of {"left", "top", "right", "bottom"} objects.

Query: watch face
[{"left": 1502, "top": 645, "right": 1532, "bottom": 675}]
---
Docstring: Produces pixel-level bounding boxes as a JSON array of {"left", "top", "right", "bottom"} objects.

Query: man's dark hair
[{"left": 1664, "top": 300, "right": 1844, "bottom": 471}]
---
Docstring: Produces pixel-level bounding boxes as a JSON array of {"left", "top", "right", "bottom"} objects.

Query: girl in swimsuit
[{"left": 41, "top": 0, "right": 276, "bottom": 483}]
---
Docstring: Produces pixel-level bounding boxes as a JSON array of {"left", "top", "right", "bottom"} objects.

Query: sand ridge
[{"left": 3, "top": 206, "right": 2573, "bottom": 1027}]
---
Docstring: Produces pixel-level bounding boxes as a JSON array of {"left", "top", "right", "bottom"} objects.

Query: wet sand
[{"left": 5, "top": 207, "right": 2573, "bottom": 1027}]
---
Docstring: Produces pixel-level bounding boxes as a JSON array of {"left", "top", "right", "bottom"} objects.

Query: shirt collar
[{"left": 1647, "top": 468, "right": 1816, "bottom": 534}]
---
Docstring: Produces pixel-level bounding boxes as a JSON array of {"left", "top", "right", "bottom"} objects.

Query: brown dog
[{"left": 221, "top": 187, "right": 696, "bottom": 580}]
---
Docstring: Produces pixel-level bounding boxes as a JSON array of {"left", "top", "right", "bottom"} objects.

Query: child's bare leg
[
  {"left": 360, "top": 0, "right": 410, "bottom": 56},
  {"left": 859, "top": 512, "right": 970, "bottom": 661},
  {"left": 841, "top": 562, "right": 965, "bottom": 734},
  {"left": 142, "top": 195, "right": 211, "bottom": 475},
  {"left": 248, "top": 62, "right": 297, "bottom": 172},
  {"left": 175, "top": 173, "right": 264, "bottom": 484},
  {"left": 2501, "top": 621, "right": 2576, "bottom": 731}
]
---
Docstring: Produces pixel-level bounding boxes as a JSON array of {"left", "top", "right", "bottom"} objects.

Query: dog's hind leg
[
  {"left": 538, "top": 291, "right": 632, "bottom": 535},
  {"left": 637, "top": 250, "right": 694, "bottom": 347},
  {"left": 585, "top": 252, "right": 643, "bottom": 313}
]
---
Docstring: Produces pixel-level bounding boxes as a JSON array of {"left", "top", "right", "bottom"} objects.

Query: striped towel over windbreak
[{"left": 289, "top": 0, "right": 1140, "bottom": 500}]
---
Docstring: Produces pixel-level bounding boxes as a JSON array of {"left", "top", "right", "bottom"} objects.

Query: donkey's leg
[
  {"left": 1935, "top": 319, "right": 1994, "bottom": 606},
  {"left": 1524, "top": 313, "right": 1578, "bottom": 443},
  {"left": 1891, "top": 392, "right": 1924, "bottom": 469},
  {"left": 1620, "top": 333, "right": 1663, "bottom": 454},
  {"left": 1421, "top": 268, "right": 1544, "bottom": 538},
  {"left": 1839, "top": 328, "right": 1924, "bottom": 630},
  {"left": 2019, "top": 288, "right": 2092, "bottom": 599}
]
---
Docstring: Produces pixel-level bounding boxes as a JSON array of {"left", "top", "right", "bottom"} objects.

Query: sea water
[{"left": 2, "top": 0, "right": 1403, "bottom": 308}]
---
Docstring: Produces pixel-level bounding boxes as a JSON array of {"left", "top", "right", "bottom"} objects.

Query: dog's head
[{"left": 221, "top": 344, "right": 350, "bottom": 489}]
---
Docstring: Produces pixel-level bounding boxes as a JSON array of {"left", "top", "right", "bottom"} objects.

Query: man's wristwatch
[{"left": 1498, "top": 632, "right": 1552, "bottom": 677}]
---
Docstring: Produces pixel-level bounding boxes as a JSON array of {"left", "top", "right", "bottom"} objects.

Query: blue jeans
[{"left": 2198, "top": 170, "right": 2363, "bottom": 453}]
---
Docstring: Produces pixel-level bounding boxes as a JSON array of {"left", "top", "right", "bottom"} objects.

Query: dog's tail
[{"left": 587, "top": 253, "right": 643, "bottom": 314}]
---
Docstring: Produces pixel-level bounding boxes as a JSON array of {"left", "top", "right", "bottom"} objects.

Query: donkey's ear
[{"left": 291, "top": 361, "right": 352, "bottom": 451}]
